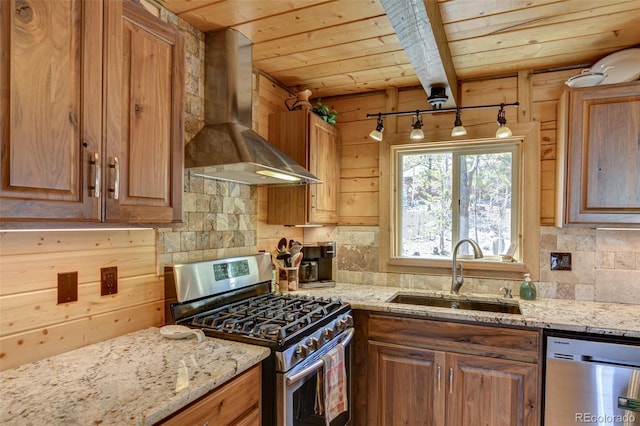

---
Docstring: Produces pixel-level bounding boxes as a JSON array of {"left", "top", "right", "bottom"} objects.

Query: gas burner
[{"left": 256, "top": 323, "right": 282, "bottom": 339}]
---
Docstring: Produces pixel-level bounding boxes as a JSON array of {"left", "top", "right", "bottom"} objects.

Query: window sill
[{"left": 385, "top": 257, "right": 529, "bottom": 281}]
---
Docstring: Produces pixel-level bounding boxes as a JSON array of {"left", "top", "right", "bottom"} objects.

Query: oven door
[{"left": 277, "top": 328, "right": 354, "bottom": 426}]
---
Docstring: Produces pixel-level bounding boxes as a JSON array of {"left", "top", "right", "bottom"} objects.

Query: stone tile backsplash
[
  {"left": 157, "top": 174, "right": 258, "bottom": 272},
  {"left": 336, "top": 226, "right": 640, "bottom": 304}
]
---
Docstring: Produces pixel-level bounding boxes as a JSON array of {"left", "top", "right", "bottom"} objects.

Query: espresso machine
[{"left": 299, "top": 241, "right": 336, "bottom": 288}]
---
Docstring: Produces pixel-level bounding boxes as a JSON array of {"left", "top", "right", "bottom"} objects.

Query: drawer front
[
  {"left": 369, "top": 314, "right": 540, "bottom": 361},
  {"left": 160, "top": 364, "right": 261, "bottom": 425}
]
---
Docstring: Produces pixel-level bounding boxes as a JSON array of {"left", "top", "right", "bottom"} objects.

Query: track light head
[
  {"left": 451, "top": 108, "right": 467, "bottom": 137},
  {"left": 496, "top": 104, "right": 512, "bottom": 138},
  {"left": 410, "top": 113, "right": 424, "bottom": 140},
  {"left": 369, "top": 114, "right": 384, "bottom": 141}
]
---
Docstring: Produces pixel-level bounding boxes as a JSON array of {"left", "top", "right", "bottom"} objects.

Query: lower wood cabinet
[
  {"left": 360, "top": 313, "right": 540, "bottom": 426},
  {"left": 158, "top": 364, "right": 261, "bottom": 426}
]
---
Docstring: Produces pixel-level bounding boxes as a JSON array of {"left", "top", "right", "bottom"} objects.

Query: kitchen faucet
[{"left": 451, "top": 238, "right": 484, "bottom": 294}]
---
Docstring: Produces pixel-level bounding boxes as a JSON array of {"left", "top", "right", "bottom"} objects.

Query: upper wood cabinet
[
  {"left": 104, "top": 1, "right": 184, "bottom": 224},
  {"left": 0, "top": 0, "right": 184, "bottom": 225},
  {"left": 267, "top": 110, "right": 339, "bottom": 225},
  {"left": 556, "top": 82, "right": 640, "bottom": 227},
  {"left": 0, "top": 0, "right": 102, "bottom": 222}
]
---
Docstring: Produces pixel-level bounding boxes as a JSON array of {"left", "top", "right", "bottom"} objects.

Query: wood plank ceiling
[{"left": 159, "top": 0, "right": 640, "bottom": 99}]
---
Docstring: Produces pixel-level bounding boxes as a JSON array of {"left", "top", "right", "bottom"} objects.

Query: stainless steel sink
[{"left": 387, "top": 293, "right": 522, "bottom": 315}]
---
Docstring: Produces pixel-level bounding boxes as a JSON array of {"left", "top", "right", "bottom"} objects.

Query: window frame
[
  {"left": 379, "top": 122, "right": 540, "bottom": 281},
  {"left": 395, "top": 141, "right": 521, "bottom": 261}
]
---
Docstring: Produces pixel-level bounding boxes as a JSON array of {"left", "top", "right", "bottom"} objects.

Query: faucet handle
[{"left": 499, "top": 287, "right": 513, "bottom": 298}]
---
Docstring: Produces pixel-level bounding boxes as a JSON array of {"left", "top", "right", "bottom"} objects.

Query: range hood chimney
[{"left": 185, "top": 29, "right": 321, "bottom": 185}]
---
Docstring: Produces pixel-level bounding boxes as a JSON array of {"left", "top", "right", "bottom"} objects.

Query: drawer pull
[
  {"left": 437, "top": 365, "right": 441, "bottom": 391},
  {"left": 449, "top": 368, "right": 453, "bottom": 394}
]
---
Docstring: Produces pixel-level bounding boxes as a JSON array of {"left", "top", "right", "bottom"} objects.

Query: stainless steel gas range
[{"left": 164, "top": 253, "right": 354, "bottom": 426}]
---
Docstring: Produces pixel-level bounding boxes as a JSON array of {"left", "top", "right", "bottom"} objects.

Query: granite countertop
[
  {"left": 0, "top": 327, "right": 270, "bottom": 426},
  {"left": 294, "top": 283, "right": 640, "bottom": 338}
]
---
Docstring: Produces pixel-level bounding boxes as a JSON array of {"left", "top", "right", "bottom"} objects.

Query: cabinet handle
[
  {"left": 449, "top": 367, "right": 453, "bottom": 394},
  {"left": 90, "top": 152, "right": 101, "bottom": 198},
  {"left": 437, "top": 366, "right": 441, "bottom": 391},
  {"left": 109, "top": 156, "right": 120, "bottom": 200}
]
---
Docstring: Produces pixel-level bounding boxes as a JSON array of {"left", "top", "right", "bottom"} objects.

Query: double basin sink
[{"left": 387, "top": 292, "right": 522, "bottom": 315}]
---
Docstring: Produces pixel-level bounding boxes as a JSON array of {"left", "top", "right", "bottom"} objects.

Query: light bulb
[
  {"left": 369, "top": 129, "right": 383, "bottom": 141},
  {"left": 496, "top": 126, "right": 512, "bottom": 138},
  {"left": 410, "top": 128, "right": 424, "bottom": 140},
  {"left": 451, "top": 126, "right": 467, "bottom": 137},
  {"left": 410, "top": 114, "right": 424, "bottom": 140}
]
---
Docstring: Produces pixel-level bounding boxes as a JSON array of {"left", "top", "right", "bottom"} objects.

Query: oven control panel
[{"left": 275, "top": 313, "right": 353, "bottom": 372}]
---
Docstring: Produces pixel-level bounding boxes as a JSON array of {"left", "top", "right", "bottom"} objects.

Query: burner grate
[{"left": 188, "top": 293, "right": 344, "bottom": 344}]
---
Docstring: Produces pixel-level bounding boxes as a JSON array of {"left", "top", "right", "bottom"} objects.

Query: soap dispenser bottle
[{"left": 519, "top": 273, "right": 537, "bottom": 300}]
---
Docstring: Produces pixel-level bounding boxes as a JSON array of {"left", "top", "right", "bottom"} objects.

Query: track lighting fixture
[
  {"left": 366, "top": 101, "right": 518, "bottom": 141},
  {"left": 368, "top": 114, "right": 384, "bottom": 141},
  {"left": 451, "top": 108, "right": 467, "bottom": 137},
  {"left": 495, "top": 104, "right": 512, "bottom": 138},
  {"left": 410, "top": 112, "right": 424, "bottom": 140}
]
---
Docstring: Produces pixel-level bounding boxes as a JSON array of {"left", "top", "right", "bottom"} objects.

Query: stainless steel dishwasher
[{"left": 545, "top": 333, "right": 640, "bottom": 426}]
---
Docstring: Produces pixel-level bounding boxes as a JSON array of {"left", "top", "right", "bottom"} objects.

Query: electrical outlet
[
  {"left": 550, "top": 252, "right": 572, "bottom": 271},
  {"left": 101, "top": 266, "right": 118, "bottom": 296},
  {"left": 58, "top": 272, "right": 78, "bottom": 304}
]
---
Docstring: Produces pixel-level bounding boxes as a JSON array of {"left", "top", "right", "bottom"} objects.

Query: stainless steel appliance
[
  {"left": 544, "top": 332, "right": 640, "bottom": 426},
  {"left": 165, "top": 253, "right": 353, "bottom": 426},
  {"left": 299, "top": 260, "right": 319, "bottom": 283},
  {"left": 184, "top": 29, "right": 320, "bottom": 186},
  {"left": 300, "top": 241, "right": 337, "bottom": 289}
]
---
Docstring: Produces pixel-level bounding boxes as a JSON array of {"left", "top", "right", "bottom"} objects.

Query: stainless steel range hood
[{"left": 185, "top": 29, "right": 321, "bottom": 186}]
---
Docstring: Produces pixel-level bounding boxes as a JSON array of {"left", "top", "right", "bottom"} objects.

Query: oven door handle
[{"left": 286, "top": 327, "right": 355, "bottom": 386}]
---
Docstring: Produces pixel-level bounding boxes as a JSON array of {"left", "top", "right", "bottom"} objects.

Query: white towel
[{"left": 315, "top": 343, "right": 348, "bottom": 425}]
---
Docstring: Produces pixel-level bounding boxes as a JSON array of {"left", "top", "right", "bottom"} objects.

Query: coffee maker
[{"left": 299, "top": 241, "right": 336, "bottom": 288}]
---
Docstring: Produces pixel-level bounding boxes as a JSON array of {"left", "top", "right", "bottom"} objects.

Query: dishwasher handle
[{"left": 581, "top": 355, "right": 640, "bottom": 369}]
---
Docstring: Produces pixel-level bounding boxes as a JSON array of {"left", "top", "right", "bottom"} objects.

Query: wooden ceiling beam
[{"left": 380, "top": 0, "right": 458, "bottom": 105}]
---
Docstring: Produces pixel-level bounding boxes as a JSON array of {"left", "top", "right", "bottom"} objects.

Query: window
[
  {"left": 397, "top": 143, "right": 519, "bottom": 260},
  {"left": 379, "top": 122, "right": 540, "bottom": 281}
]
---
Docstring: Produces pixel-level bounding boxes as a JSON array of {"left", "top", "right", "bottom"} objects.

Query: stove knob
[
  {"left": 337, "top": 314, "right": 353, "bottom": 331},
  {"left": 323, "top": 328, "right": 334, "bottom": 340},
  {"left": 295, "top": 344, "right": 309, "bottom": 359},
  {"left": 307, "top": 337, "right": 319, "bottom": 351}
]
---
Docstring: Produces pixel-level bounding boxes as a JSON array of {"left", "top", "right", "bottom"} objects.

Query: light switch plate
[
  {"left": 550, "top": 252, "right": 572, "bottom": 271},
  {"left": 58, "top": 272, "right": 78, "bottom": 304}
]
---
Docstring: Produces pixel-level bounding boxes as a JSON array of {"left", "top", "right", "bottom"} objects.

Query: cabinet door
[
  {"left": 267, "top": 110, "right": 308, "bottom": 225},
  {"left": 368, "top": 341, "right": 445, "bottom": 426},
  {"left": 104, "top": 0, "right": 184, "bottom": 224},
  {"left": 267, "top": 110, "right": 339, "bottom": 225},
  {"left": 446, "top": 353, "right": 538, "bottom": 426},
  {"left": 561, "top": 83, "right": 640, "bottom": 226},
  {"left": 0, "top": 0, "right": 102, "bottom": 222},
  {"left": 309, "top": 113, "right": 339, "bottom": 224}
]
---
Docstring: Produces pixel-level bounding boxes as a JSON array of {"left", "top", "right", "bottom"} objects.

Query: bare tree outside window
[{"left": 398, "top": 145, "right": 517, "bottom": 260}]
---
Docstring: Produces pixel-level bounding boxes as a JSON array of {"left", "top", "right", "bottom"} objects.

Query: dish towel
[{"left": 314, "top": 343, "right": 348, "bottom": 425}]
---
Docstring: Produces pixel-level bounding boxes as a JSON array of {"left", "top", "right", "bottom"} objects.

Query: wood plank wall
[
  {"left": 320, "top": 68, "right": 577, "bottom": 226},
  {"left": 0, "top": 229, "right": 163, "bottom": 371}
]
